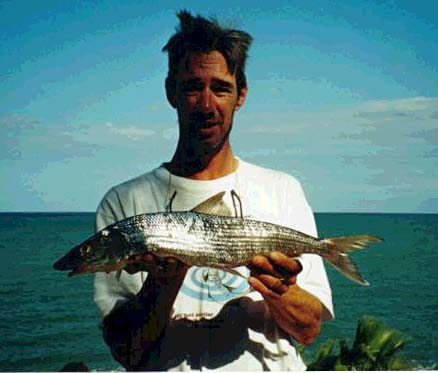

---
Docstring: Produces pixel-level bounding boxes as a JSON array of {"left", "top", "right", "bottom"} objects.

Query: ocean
[{"left": 0, "top": 212, "right": 437, "bottom": 371}]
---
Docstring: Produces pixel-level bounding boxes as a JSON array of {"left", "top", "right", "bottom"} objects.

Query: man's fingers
[
  {"left": 248, "top": 276, "right": 281, "bottom": 300},
  {"left": 269, "top": 252, "right": 303, "bottom": 275},
  {"left": 281, "top": 275, "right": 298, "bottom": 286},
  {"left": 141, "top": 253, "right": 156, "bottom": 262},
  {"left": 250, "top": 255, "right": 282, "bottom": 277},
  {"left": 250, "top": 253, "right": 302, "bottom": 279},
  {"left": 123, "top": 254, "right": 186, "bottom": 276},
  {"left": 257, "top": 274, "right": 289, "bottom": 294}
]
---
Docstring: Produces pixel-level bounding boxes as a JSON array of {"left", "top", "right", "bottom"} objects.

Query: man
[{"left": 94, "top": 11, "right": 333, "bottom": 371}]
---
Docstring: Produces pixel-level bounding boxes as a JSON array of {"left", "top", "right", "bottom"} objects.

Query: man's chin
[
  {"left": 196, "top": 123, "right": 221, "bottom": 138},
  {"left": 192, "top": 135, "right": 227, "bottom": 155}
]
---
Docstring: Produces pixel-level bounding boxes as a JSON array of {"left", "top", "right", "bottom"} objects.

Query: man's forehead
[{"left": 176, "top": 51, "right": 235, "bottom": 78}]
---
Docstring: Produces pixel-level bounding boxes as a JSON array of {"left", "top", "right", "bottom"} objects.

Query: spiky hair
[{"left": 162, "top": 10, "right": 253, "bottom": 92}]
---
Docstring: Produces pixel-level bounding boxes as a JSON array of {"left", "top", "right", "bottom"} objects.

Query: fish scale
[{"left": 105, "top": 212, "right": 332, "bottom": 267}]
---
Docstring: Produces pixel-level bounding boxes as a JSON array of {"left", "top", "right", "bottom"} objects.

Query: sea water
[{"left": 0, "top": 212, "right": 437, "bottom": 371}]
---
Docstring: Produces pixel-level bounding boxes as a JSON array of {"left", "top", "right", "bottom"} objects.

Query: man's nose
[{"left": 198, "top": 88, "right": 214, "bottom": 112}]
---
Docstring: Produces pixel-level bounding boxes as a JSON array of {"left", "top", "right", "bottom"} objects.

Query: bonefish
[{"left": 53, "top": 192, "right": 382, "bottom": 285}]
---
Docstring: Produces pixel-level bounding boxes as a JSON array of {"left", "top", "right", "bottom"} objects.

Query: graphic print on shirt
[{"left": 180, "top": 266, "right": 250, "bottom": 302}]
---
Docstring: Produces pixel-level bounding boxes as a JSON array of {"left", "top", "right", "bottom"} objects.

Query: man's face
[{"left": 168, "top": 51, "right": 247, "bottom": 156}]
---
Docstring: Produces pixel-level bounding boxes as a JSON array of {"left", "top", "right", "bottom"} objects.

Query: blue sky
[{"left": 1, "top": 0, "right": 437, "bottom": 212}]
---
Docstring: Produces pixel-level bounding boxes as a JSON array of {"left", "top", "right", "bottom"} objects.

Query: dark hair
[{"left": 162, "top": 10, "right": 253, "bottom": 93}]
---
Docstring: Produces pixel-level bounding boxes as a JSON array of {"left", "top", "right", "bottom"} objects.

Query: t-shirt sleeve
[{"left": 283, "top": 176, "right": 334, "bottom": 321}]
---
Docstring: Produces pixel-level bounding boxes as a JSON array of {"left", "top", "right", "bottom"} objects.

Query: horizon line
[{"left": 0, "top": 211, "right": 436, "bottom": 215}]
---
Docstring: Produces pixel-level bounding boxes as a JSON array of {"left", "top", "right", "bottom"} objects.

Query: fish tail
[{"left": 322, "top": 235, "right": 383, "bottom": 286}]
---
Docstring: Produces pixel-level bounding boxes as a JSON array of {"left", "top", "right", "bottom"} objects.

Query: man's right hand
[
  {"left": 103, "top": 253, "right": 188, "bottom": 369},
  {"left": 124, "top": 253, "right": 189, "bottom": 281}
]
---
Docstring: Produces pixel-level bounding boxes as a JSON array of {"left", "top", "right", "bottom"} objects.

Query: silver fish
[{"left": 53, "top": 192, "right": 382, "bottom": 285}]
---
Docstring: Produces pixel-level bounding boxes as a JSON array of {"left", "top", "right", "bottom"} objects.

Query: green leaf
[
  {"left": 387, "top": 355, "right": 414, "bottom": 370},
  {"left": 304, "top": 316, "right": 413, "bottom": 371}
]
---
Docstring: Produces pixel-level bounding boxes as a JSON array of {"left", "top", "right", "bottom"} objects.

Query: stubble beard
[{"left": 177, "top": 116, "right": 234, "bottom": 171}]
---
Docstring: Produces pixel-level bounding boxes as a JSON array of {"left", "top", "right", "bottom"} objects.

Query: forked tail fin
[{"left": 322, "top": 235, "right": 383, "bottom": 286}]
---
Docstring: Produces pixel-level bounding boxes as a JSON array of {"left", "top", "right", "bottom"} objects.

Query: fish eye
[{"left": 80, "top": 245, "right": 91, "bottom": 256}]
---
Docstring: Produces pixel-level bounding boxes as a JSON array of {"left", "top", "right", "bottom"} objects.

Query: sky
[{"left": 1, "top": 0, "right": 437, "bottom": 213}]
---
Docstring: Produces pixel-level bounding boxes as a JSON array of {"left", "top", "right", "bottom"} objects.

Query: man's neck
[{"left": 165, "top": 142, "right": 237, "bottom": 180}]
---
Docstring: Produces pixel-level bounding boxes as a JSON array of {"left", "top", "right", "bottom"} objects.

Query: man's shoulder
[
  {"left": 239, "top": 159, "right": 302, "bottom": 190},
  {"left": 109, "top": 168, "right": 158, "bottom": 196},
  {"left": 97, "top": 166, "right": 163, "bottom": 216},
  {"left": 237, "top": 159, "right": 312, "bottom": 228}
]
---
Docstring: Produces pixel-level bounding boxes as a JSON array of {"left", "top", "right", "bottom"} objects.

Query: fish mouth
[
  {"left": 53, "top": 257, "right": 71, "bottom": 271},
  {"left": 55, "top": 262, "right": 95, "bottom": 277},
  {"left": 53, "top": 248, "right": 82, "bottom": 271},
  {"left": 67, "top": 265, "right": 90, "bottom": 277},
  {"left": 67, "top": 261, "right": 128, "bottom": 277}
]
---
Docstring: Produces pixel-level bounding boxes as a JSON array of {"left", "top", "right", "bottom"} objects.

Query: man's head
[
  {"left": 163, "top": 11, "right": 253, "bottom": 94},
  {"left": 162, "top": 11, "right": 253, "bottom": 164}
]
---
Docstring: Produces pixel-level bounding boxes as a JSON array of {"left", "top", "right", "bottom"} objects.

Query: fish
[{"left": 53, "top": 191, "right": 383, "bottom": 285}]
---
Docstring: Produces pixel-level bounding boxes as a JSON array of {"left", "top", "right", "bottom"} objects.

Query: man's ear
[
  {"left": 165, "top": 76, "right": 177, "bottom": 108},
  {"left": 235, "top": 86, "right": 248, "bottom": 111}
]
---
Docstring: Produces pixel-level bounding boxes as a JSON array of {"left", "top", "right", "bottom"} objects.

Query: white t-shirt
[{"left": 94, "top": 159, "right": 334, "bottom": 371}]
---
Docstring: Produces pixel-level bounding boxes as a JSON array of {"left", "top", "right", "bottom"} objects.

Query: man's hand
[
  {"left": 248, "top": 252, "right": 323, "bottom": 345},
  {"left": 103, "top": 254, "right": 188, "bottom": 369},
  {"left": 124, "top": 254, "right": 188, "bottom": 285}
]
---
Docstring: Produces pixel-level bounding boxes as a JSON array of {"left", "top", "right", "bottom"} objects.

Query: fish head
[{"left": 53, "top": 227, "right": 129, "bottom": 276}]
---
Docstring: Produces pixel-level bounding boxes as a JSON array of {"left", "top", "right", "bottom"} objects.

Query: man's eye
[
  {"left": 182, "top": 83, "right": 202, "bottom": 93},
  {"left": 212, "top": 85, "right": 233, "bottom": 95},
  {"left": 215, "top": 87, "right": 231, "bottom": 93}
]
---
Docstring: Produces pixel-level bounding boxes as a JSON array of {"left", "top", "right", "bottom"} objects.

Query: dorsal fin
[{"left": 191, "top": 191, "right": 233, "bottom": 216}]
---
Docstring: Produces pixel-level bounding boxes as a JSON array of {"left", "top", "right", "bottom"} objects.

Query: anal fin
[{"left": 221, "top": 267, "right": 247, "bottom": 279}]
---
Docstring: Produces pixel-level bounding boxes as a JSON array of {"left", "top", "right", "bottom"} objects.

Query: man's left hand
[{"left": 248, "top": 252, "right": 323, "bottom": 345}]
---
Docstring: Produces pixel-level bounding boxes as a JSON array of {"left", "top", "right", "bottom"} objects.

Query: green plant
[{"left": 304, "top": 316, "right": 413, "bottom": 371}]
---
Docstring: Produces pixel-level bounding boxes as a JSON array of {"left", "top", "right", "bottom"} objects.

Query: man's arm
[
  {"left": 247, "top": 175, "right": 332, "bottom": 345},
  {"left": 249, "top": 252, "right": 323, "bottom": 345},
  {"left": 101, "top": 256, "right": 188, "bottom": 370},
  {"left": 94, "top": 192, "right": 192, "bottom": 369}
]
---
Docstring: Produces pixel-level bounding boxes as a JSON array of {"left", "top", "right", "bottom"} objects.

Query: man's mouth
[
  {"left": 189, "top": 112, "right": 217, "bottom": 128},
  {"left": 189, "top": 119, "right": 218, "bottom": 130},
  {"left": 192, "top": 122, "right": 220, "bottom": 140},
  {"left": 197, "top": 122, "right": 217, "bottom": 129}
]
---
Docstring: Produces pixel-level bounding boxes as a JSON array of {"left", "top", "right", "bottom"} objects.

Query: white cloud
[
  {"left": 238, "top": 96, "right": 437, "bottom": 136},
  {"left": 104, "top": 122, "right": 155, "bottom": 140},
  {"left": 0, "top": 115, "right": 167, "bottom": 163},
  {"left": 232, "top": 96, "right": 438, "bottom": 212},
  {"left": 2, "top": 97, "right": 437, "bottom": 212},
  {"left": 237, "top": 124, "right": 305, "bottom": 134},
  {"left": 65, "top": 122, "right": 158, "bottom": 144},
  {"left": 358, "top": 96, "right": 437, "bottom": 113},
  {"left": 162, "top": 127, "right": 178, "bottom": 141},
  {"left": 239, "top": 148, "right": 277, "bottom": 159},
  {"left": 409, "top": 128, "right": 438, "bottom": 145},
  {"left": 351, "top": 97, "right": 438, "bottom": 128},
  {"left": 1, "top": 115, "right": 101, "bottom": 160},
  {"left": 1, "top": 113, "right": 40, "bottom": 131}
]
